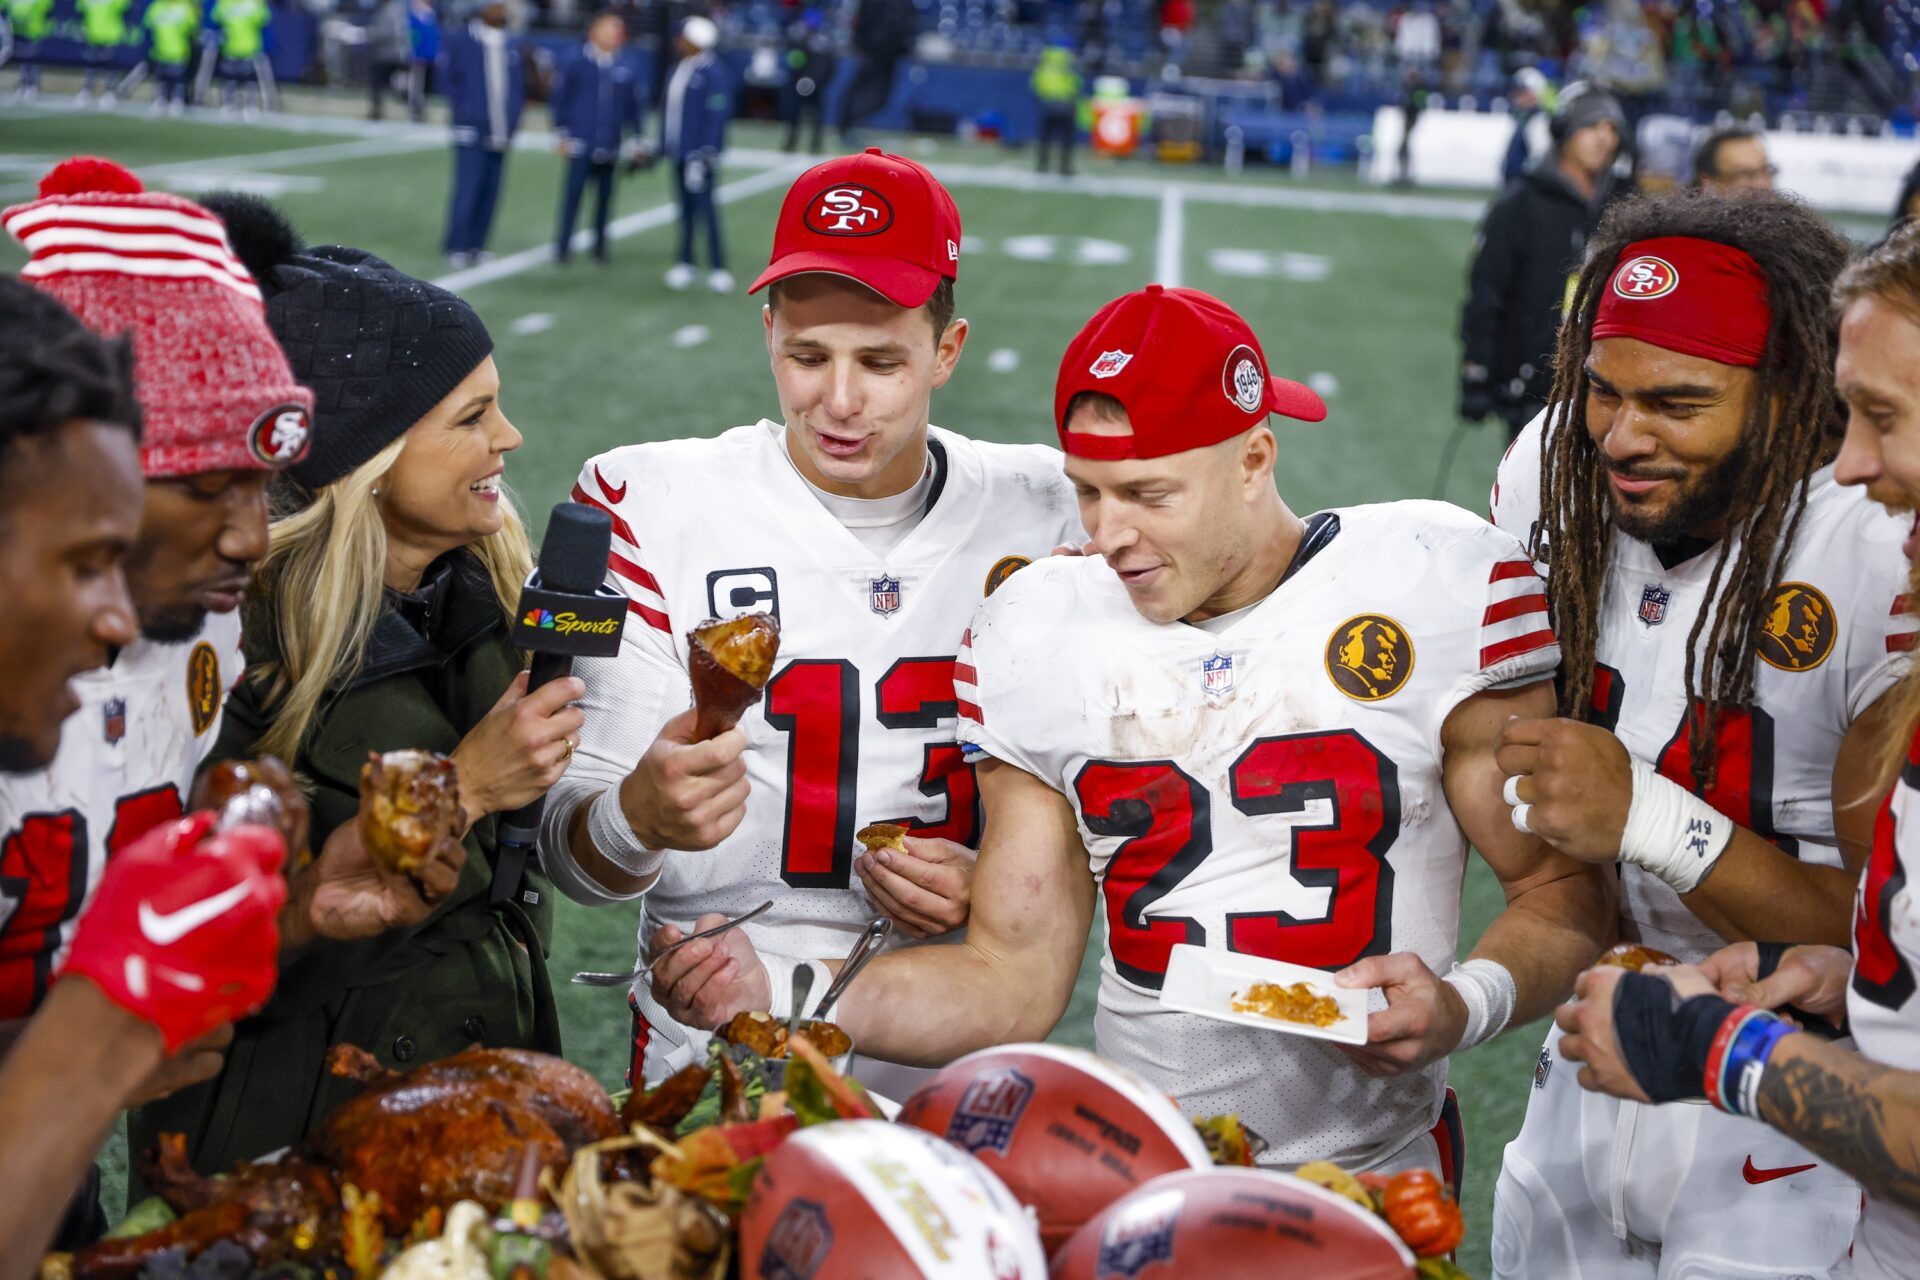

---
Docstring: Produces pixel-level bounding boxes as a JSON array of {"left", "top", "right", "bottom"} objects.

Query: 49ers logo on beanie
[
  {"left": 249, "top": 404, "right": 312, "bottom": 467},
  {"left": 2, "top": 156, "right": 315, "bottom": 479},
  {"left": 1222, "top": 344, "right": 1266, "bottom": 414},
  {"left": 1612, "top": 255, "right": 1679, "bottom": 300},
  {"left": 806, "top": 185, "right": 893, "bottom": 237}
]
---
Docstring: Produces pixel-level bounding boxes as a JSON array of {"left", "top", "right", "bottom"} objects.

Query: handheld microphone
[{"left": 490, "top": 501, "right": 628, "bottom": 906}]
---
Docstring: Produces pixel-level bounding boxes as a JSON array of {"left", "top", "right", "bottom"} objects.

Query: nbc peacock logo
[{"left": 523, "top": 608, "right": 556, "bottom": 629}]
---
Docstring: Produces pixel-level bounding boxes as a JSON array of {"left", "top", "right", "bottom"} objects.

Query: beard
[
  {"left": 1607, "top": 429, "right": 1757, "bottom": 545},
  {"left": 137, "top": 602, "right": 209, "bottom": 645},
  {"left": 0, "top": 733, "right": 53, "bottom": 774}
]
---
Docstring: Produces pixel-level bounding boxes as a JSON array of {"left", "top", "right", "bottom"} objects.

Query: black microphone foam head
[{"left": 538, "top": 502, "right": 614, "bottom": 595}]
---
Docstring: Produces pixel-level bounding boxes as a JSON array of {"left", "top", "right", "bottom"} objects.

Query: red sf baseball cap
[
  {"left": 748, "top": 148, "right": 961, "bottom": 308},
  {"left": 1056, "top": 285, "right": 1327, "bottom": 460}
]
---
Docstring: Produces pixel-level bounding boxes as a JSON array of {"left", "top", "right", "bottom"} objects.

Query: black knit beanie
[{"left": 200, "top": 193, "right": 494, "bottom": 494}]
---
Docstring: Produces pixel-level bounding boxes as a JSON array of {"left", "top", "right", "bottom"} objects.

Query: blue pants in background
[
  {"left": 445, "top": 144, "right": 507, "bottom": 256},
  {"left": 556, "top": 157, "right": 616, "bottom": 261},
  {"left": 672, "top": 158, "right": 724, "bottom": 269}
]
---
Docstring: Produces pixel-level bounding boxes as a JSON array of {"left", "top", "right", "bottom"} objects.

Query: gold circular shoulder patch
[
  {"left": 1326, "top": 613, "right": 1415, "bottom": 701},
  {"left": 1756, "top": 581, "right": 1837, "bottom": 672},
  {"left": 186, "top": 641, "right": 221, "bottom": 736},
  {"left": 984, "top": 554, "right": 1033, "bottom": 597}
]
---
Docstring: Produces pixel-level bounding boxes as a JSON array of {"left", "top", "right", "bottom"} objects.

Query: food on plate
[
  {"left": 1593, "top": 942, "right": 1680, "bottom": 972},
  {"left": 855, "top": 823, "right": 909, "bottom": 855},
  {"left": 738, "top": 1121, "right": 1046, "bottom": 1279},
  {"left": 898, "top": 1043, "right": 1212, "bottom": 1255},
  {"left": 716, "top": 1010, "right": 853, "bottom": 1060},
  {"left": 357, "top": 749, "right": 462, "bottom": 875},
  {"left": 687, "top": 613, "right": 779, "bottom": 740},
  {"left": 1231, "top": 978, "right": 1344, "bottom": 1028},
  {"left": 1193, "top": 1114, "right": 1265, "bottom": 1168},
  {"left": 1052, "top": 1168, "right": 1417, "bottom": 1280},
  {"left": 191, "top": 755, "right": 311, "bottom": 861},
  {"left": 1377, "top": 1168, "right": 1466, "bottom": 1258}
]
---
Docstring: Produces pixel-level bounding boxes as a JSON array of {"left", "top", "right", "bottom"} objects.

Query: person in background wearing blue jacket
[
  {"left": 660, "top": 14, "right": 735, "bottom": 293},
  {"left": 407, "top": 0, "right": 439, "bottom": 121},
  {"left": 552, "top": 9, "right": 645, "bottom": 265},
  {"left": 440, "top": 0, "right": 524, "bottom": 268}
]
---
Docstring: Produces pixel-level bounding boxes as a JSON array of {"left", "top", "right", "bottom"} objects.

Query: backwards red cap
[
  {"left": 748, "top": 148, "right": 961, "bottom": 308},
  {"left": 1055, "top": 285, "right": 1326, "bottom": 459},
  {"left": 1591, "top": 235, "right": 1771, "bottom": 367}
]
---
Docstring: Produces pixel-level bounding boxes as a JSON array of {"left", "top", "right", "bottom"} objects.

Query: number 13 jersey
[
  {"left": 957, "top": 501, "right": 1559, "bottom": 1169},
  {"left": 548, "top": 420, "right": 1079, "bottom": 1070}
]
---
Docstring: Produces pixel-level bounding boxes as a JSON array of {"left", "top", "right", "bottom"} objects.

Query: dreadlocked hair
[{"left": 1534, "top": 189, "right": 1849, "bottom": 789}]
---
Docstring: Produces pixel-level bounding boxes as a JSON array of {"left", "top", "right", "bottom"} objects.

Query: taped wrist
[
  {"left": 588, "top": 785, "right": 665, "bottom": 880},
  {"left": 1619, "top": 757, "right": 1734, "bottom": 893},
  {"left": 1444, "top": 957, "right": 1517, "bottom": 1049},
  {"left": 1612, "top": 971, "right": 1728, "bottom": 1104}
]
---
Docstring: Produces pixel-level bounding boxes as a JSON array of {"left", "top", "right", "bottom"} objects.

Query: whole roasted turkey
[{"left": 69, "top": 1047, "right": 621, "bottom": 1279}]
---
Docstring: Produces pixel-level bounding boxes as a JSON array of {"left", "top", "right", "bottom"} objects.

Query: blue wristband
[{"left": 1708, "top": 1008, "right": 1796, "bottom": 1118}]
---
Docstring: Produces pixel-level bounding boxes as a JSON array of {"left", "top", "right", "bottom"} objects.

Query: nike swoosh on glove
[{"left": 58, "top": 811, "right": 287, "bottom": 1053}]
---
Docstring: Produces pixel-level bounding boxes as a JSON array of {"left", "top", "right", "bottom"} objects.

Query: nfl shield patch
[
  {"left": 103, "top": 697, "right": 126, "bottom": 745},
  {"left": 1202, "top": 652, "right": 1234, "bottom": 699},
  {"left": 1089, "top": 349, "right": 1134, "bottom": 379},
  {"left": 869, "top": 575, "right": 902, "bottom": 617},
  {"left": 1534, "top": 1046, "right": 1553, "bottom": 1090},
  {"left": 1638, "top": 584, "right": 1670, "bottom": 628}
]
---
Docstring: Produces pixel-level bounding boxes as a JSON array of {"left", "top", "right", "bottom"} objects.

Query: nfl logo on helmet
[
  {"left": 945, "top": 1067, "right": 1034, "bottom": 1157},
  {"left": 1202, "top": 652, "right": 1234, "bottom": 699},
  {"left": 869, "top": 575, "right": 902, "bottom": 617},
  {"left": 1638, "top": 584, "right": 1670, "bottom": 628},
  {"left": 1094, "top": 1188, "right": 1182, "bottom": 1278}
]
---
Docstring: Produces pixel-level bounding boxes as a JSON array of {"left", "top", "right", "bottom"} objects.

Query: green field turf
[{"left": 4, "top": 101, "right": 1549, "bottom": 1275}]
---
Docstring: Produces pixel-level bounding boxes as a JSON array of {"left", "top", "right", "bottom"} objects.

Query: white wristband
[
  {"left": 1443, "top": 957, "right": 1517, "bottom": 1050},
  {"left": 587, "top": 785, "right": 666, "bottom": 880},
  {"left": 1618, "top": 757, "right": 1733, "bottom": 894},
  {"left": 764, "top": 956, "right": 833, "bottom": 1020}
]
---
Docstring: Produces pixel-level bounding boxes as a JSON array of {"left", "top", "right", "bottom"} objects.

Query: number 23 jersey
[{"left": 957, "top": 500, "right": 1560, "bottom": 1168}]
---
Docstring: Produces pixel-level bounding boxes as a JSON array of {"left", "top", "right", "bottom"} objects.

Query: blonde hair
[
  {"left": 1834, "top": 224, "right": 1920, "bottom": 792},
  {"left": 249, "top": 438, "right": 533, "bottom": 761}
]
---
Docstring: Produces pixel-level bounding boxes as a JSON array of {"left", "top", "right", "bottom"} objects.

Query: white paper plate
[{"left": 1159, "top": 944, "right": 1372, "bottom": 1046}]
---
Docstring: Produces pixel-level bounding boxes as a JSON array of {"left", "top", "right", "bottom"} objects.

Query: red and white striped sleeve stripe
[
  {"left": 570, "top": 463, "right": 670, "bottom": 634},
  {"left": 954, "top": 628, "right": 983, "bottom": 725},
  {"left": 2, "top": 200, "right": 261, "bottom": 302},
  {"left": 1480, "top": 559, "right": 1556, "bottom": 670},
  {"left": 1889, "top": 593, "right": 1919, "bottom": 655}
]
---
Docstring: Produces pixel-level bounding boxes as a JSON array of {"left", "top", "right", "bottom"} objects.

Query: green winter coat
[
  {"left": 132, "top": 551, "right": 560, "bottom": 1179},
  {"left": 77, "top": 0, "right": 130, "bottom": 47},
  {"left": 144, "top": 0, "right": 199, "bottom": 66},
  {"left": 5, "top": 0, "right": 54, "bottom": 42},
  {"left": 211, "top": 0, "right": 266, "bottom": 59}
]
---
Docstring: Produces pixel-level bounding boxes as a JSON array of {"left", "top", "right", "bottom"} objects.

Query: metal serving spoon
[{"left": 570, "top": 899, "right": 774, "bottom": 987}]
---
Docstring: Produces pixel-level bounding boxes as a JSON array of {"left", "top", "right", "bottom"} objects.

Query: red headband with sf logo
[{"left": 1590, "top": 235, "right": 1772, "bottom": 368}]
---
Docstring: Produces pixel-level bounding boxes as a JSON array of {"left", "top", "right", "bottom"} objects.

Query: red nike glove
[{"left": 58, "top": 812, "right": 288, "bottom": 1052}]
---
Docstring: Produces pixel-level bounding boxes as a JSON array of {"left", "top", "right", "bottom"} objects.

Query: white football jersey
[
  {"left": 543, "top": 420, "right": 1080, "bottom": 1068},
  {"left": 956, "top": 501, "right": 1560, "bottom": 1169},
  {"left": 1492, "top": 414, "right": 1914, "bottom": 961},
  {"left": 1849, "top": 724, "right": 1920, "bottom": 1279},
  {"left": 0, "top": 611, "right": 244, "bottom": 1020}
]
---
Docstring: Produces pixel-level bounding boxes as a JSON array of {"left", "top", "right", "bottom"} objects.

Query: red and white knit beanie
[{"left": 1, "top": 157, "right": 314, "bottom": 478}]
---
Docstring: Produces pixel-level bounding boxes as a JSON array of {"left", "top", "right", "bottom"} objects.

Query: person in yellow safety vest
[
  {"left": 75, "top": 0, "right": 132, "bottom": 103},
  {"left": 1030, "top": 41, "right": 1083, "bottom": 177},
  {"left": 208, "top": 0, "right": 274, "bottom": 115}
]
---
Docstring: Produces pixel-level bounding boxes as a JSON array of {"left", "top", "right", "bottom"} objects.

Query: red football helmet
[
  {"left": 898, "top": 1044, "right": 1212, "bottom": 1256},
  {"left": 738, "top": 1119, "right": 1048, "bottom": 1280},
  {"left": 1052, "top": 1168, "right": 1416, "bottom": 1280}
]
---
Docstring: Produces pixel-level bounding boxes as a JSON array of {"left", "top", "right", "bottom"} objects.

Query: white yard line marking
[
  {"left": 510, "top": 312, "right": 555, "bottom": 335},
  {"left": 986, "top": 348, "right": 1020, "bottom": 373},
  {"left": 434, "top": 159, "right": 809, "bottom": 293},
  {"left": 671, "top": 324, "right": 710, "bottom": 348},
  {"left": 1156, "top": 187, "right": 1185, "bottom": 287}
]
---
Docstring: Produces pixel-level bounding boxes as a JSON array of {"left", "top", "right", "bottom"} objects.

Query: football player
[
  {"left": 1487, "top": 193, "right": 1912, "bottom": 1277},
  {"left": 537, "top": 150, "right": 1081, "bottom": 1087},
  {"left": 1554, "top": 222, "right": 1920, "bottom": 1280},
  {"left": 0, "top": 283, "right": 285, "bottom": 1275},
  {"left": 0, "top": 161, "right": 310, "bottom": 1041},
  {"left": 661, "top": 285, "right": 1616, "bottom": 1178}
]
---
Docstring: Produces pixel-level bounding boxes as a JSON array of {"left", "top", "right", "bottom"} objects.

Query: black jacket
[{"left": 1460, "top": 157, "right": 1611, "bottom": 411}]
